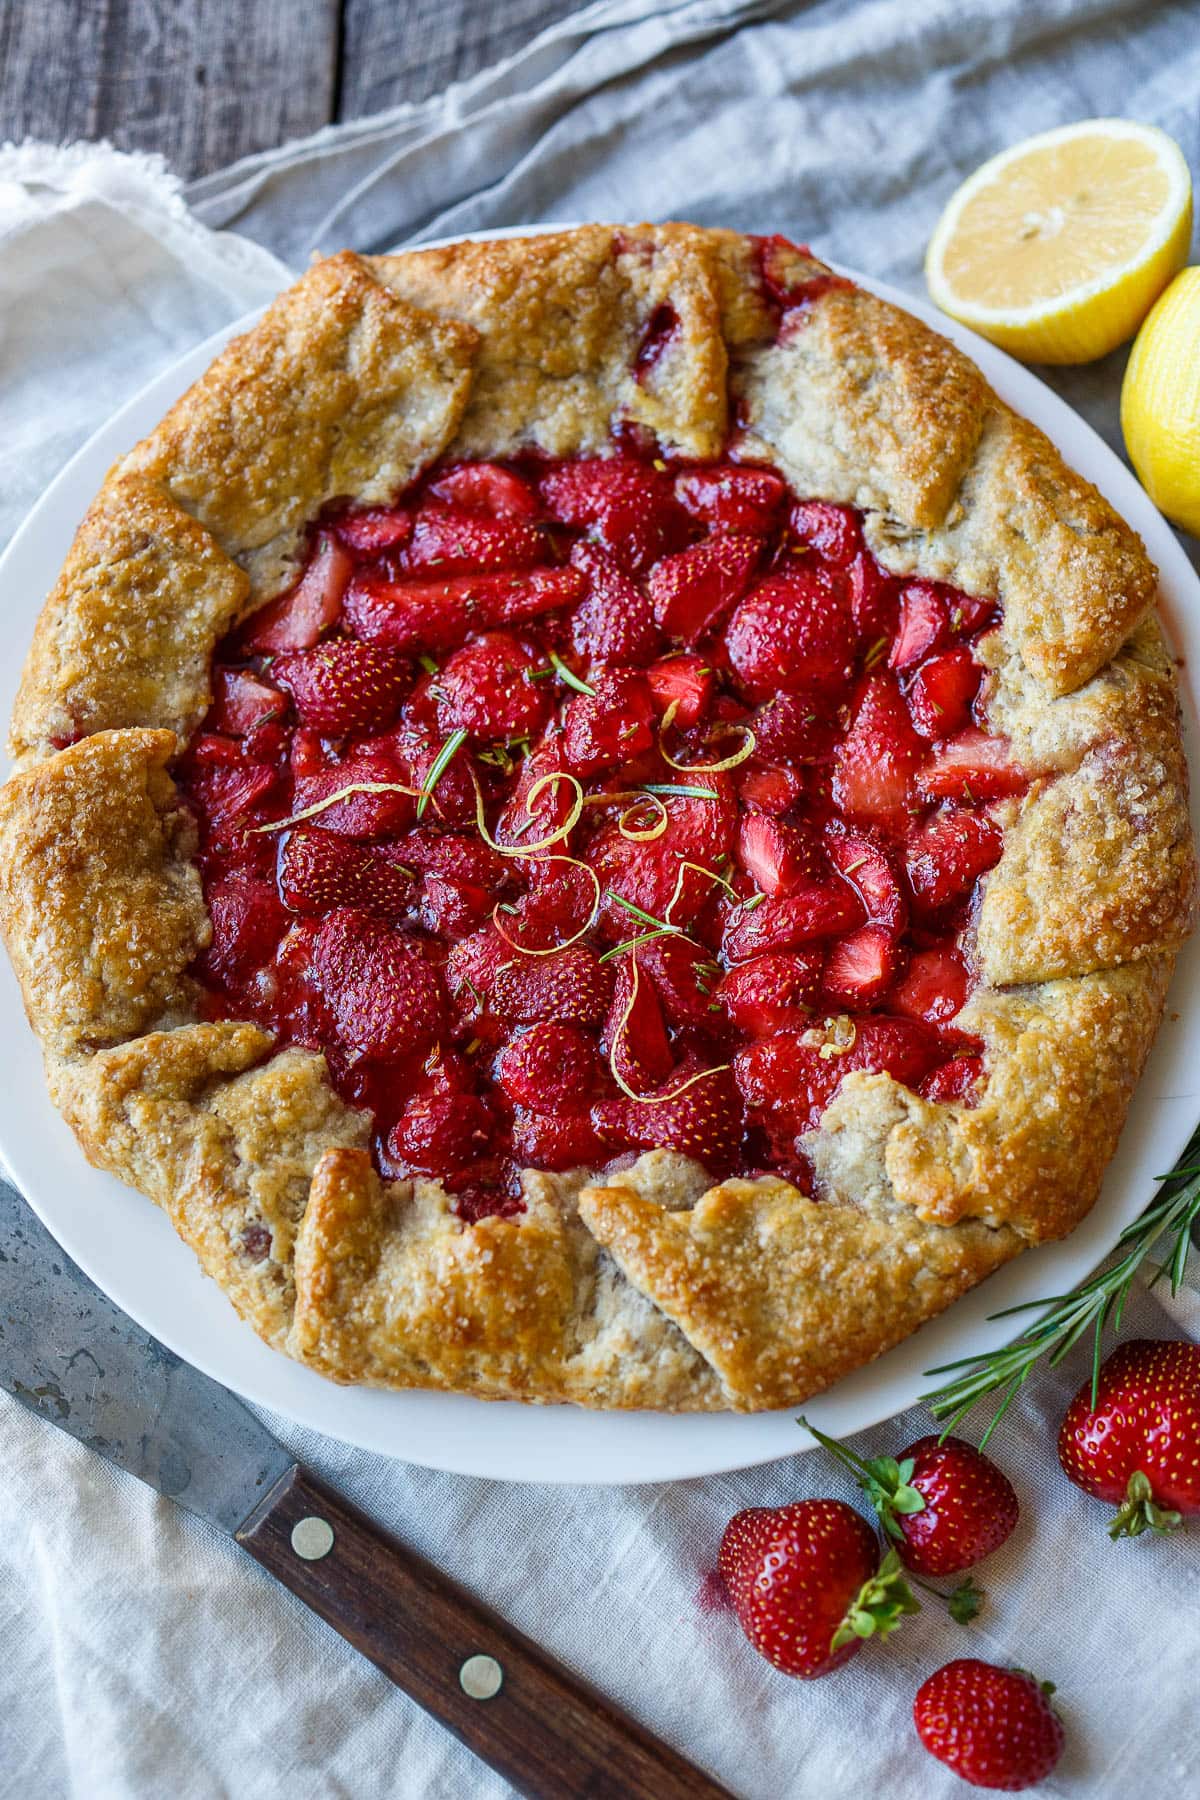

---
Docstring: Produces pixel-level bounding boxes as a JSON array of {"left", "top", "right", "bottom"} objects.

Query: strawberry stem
[
  {"left": 910, "top": 1571, "right": 985, "bottom": 1624},
  {"left": 1108, "top": 1470, "right": 1183, "bottom": 1540},
  {"left": 799, "top": 1414, "right": 927, "bottom": 1538}
]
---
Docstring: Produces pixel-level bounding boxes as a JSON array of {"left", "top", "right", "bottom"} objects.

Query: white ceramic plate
[{"left": 2, "top": 237, "right": 1198, "bottom": 1485}]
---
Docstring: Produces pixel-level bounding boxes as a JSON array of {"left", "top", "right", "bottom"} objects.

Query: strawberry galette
[{"left": 0, "top": 226, "right": 1194, "bottom": 1411}]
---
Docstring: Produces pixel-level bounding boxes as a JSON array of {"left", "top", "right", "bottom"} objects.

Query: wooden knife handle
[{"left": 236, "top": 1464, "right": 734, "bottom": 1800}]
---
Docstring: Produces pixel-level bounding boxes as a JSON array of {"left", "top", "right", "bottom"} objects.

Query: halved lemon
[
  {"left": 925, "top": 120, "right": 1193, "bottom": 364},
  {"left": 1122, "top": 266, "right": 1200, "bottom": 536}
]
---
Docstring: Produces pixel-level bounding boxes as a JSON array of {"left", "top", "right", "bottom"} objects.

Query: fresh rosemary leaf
[
  {"left": 416, "top": 727, "right": 467, "bottom": 820},
  {"left": 919, "top": 1119, "right": 1200, "bottom": 1440}
]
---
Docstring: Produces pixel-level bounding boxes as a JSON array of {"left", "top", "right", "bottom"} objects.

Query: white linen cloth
[{"left": 2, "top": 4, "right": 1200, "bottom": 1794}]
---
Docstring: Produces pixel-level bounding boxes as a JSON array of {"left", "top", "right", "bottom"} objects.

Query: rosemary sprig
[
  {"left": 547, "top": 651, "right": 596, "bottom": 697},
  {"left": 920, "top": 1121, "right": 1200, "bottom": 1445},
  {"left": 416, "top": 727, "right": 467, "bottom": 819}
]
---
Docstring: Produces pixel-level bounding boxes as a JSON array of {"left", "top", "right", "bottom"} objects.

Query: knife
[{"left": 0, "top": 1180, "right": 734, "bottom": 1800}]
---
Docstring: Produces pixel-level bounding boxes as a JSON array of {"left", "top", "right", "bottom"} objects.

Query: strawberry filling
[{"left": 179, "top": 452, "right": 1025, "bottom": 1220}]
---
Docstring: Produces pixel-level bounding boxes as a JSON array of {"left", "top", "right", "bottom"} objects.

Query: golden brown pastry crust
[
  {"left": 1, "top": 227, "right": 1193, "bottom": 1413},
  {"left": 9, "top": 476, "right": 250, "bottom": 771}
]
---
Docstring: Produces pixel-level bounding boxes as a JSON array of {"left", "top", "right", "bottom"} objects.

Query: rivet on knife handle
[
  {"left": 235, "top": 1464, "right": 734, "bottom": 1800},
  {"left": 290, "top": 1515, "right": 335, "bottom": 1561}
]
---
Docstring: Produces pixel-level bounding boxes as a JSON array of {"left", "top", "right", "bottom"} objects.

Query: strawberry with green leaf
[
  {"left": 801, "top": 1417, "right": 1017, "bottom": 1614},
  {"left": 717, "top": 1498, "right": 918, "bottom": 1679},
  {"left": 1058, "top": 1337, "right": 1200, "bottom": 1538}
]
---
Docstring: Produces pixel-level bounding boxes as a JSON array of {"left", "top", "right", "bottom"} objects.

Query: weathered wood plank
[
  {"left": 339, "top": 0, "right": 588, "bottom": 117},
  {"left": 0, "top": 0, "right": 340, "bottom": 179}
]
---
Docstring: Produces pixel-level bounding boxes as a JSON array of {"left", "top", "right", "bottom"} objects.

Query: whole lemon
[{"left": 1121, "top": 267, "right": 1200, "bottom": 537}]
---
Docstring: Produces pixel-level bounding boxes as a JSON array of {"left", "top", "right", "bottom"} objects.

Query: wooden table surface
[{"left": 1, "top": 0, "right": 589, "bottom": 181}]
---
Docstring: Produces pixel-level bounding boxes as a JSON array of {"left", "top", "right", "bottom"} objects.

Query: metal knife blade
[
  {"left": 0, "top": 1176, "right": 735, "bottom": 1799},
  {"left": 0, "top": 1177, "right": 292, "bottom": 1531}
]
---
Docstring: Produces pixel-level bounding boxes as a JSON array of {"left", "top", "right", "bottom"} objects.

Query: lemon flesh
[
  {"left": 1122, "top": 266, "right": 1200, "bottom": 537},
  {"left": 926, "top": 121, "right": 1193, "bottom": 364}
]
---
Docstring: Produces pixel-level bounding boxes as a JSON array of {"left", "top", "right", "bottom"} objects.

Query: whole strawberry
[
  {"left": 1058, "top": 1337, "right": 1200, "bottom": 1537},
  {"left": 914, "top": 1659, "right": 1064, "bottom": 1791},
  {"left": 717, "top": 1499, "right": 917, "bottom": 1679},
  {"left": 802, "top": 1418, "right": 1018, "bottom": 1588}
]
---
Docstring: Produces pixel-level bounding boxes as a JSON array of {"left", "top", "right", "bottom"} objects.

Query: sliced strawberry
[
  {"left": 291, "top": 748, "right": 415, "bottom": 837},
  {"left": 888, "top": 946, "right": 970, "bottom": 1025},
  {"left": 185, "top": 741, "right": 280, "bottom": 835},
  {"left": 751, "top": 693, "right": 838, "bottom": 764},
  {"left": 562, "top": 670, "right": 656, "bottom": 777},
  {"left": 641, "top": 774, "right": 737, "bottom": 865},
  {"left": 289, "top": 728, "right": 326, "bottom": 780},
  {"left": 344, "top": 567, "right": 584, "bottom": 652},
  {"left": 602, "top": 960, "right": 674, "bottom": 1093},
  {"left": 387, "top": 1089, "right": 493, "bottom": 1175},
  {"left": 649, "top": 534, "right": 761, "bottom": 644},
  {"left": 539, "top": 457, "right": 685, "bottom": 572},
  {"left": 737, "top": 763, "right": 806, "bottom": 815},
  {"left": 418, "top": 871, "right": 492, "bottom": 936},
  {"left": 500, "top": 863, "right": 597, "bottom": 953},
  {"left": 946, "top": 592, "right": 997, "bottom": 637},
  {"left": 906, "top": 809, "right": 1004, "bottom": 913},
  {"left": 332, "top": 506, "right": 414, "bottom": 553},
  {"left": 919, "top": 1056, "right": 984, "bottom": 1104},
  {"left": 428, "top": 462, "right": 540, "bottom": 518},
  {"left": 492, "top": 945, "right": 614, "bottom": 1025},
  {"left": 435, "top": 631, "right": 550, "bottom": 741},
  {"left": 199, "top": 870, "right": 287, "bottom": 989},
  {"left": 510, "top": 1106, "right": 608, "bottom": 1171},
  {"left": 391, "top": 829, "right": 509, "bottom": 888},
  {"left": 723, "top": 883, "right": 865, "bottom": 962},
  {"left": 591, "top": 777, "right": 736, "bottom": 938},
  {"left": 495, "top": 1021, "right": 600, "bottom": 1111},
  {"left": 491, "top": 732, "right": 575, "bottom": 851},
  {"left": 822, "top": 924, "right": 904, "bottom": 1007},
  {"left": 405, "top": 508, "right": 545, "bottom": 574},
  {"left": 273, "top": 638, "right": 410, "bottom": 734},
  {"left": 787, "top": 500, "right": 862, "bottom": 568},
  {"left": 208, "top": 668, "right": 286, "bottom": 736},
  {"left": 736, "top": 813, "right": 822, "bottom": 895},
  {"left": 390, "top": 707, "right": 476, "bottom": 827},
  {"left": 450, "top": 1180, "right": 525, "bottom": 1225},
  {"left": 832, "top": 673, "right": 927, "bottom": 835},
  {"left": 646, "top": 654, "right": 714, "bottom": 728},
  {"left": 594, "top": 839, "right": 718, "bottom": 940},
  {"left": 907, "top": 647, "right": 982, "bottom": 740},
  {"left": 241, "top": 533, "right": 354, "bottom": 653},
  {"left": 734, "top": 1015, "right": 944, "bottom": 1131},
  {"left": 567, "top": 541, "right": 661, "bottom": 667},
  {"left": 890, "top": 580, "right": 950, "bottom": 670},
  {"left": 592, "top": 1061, "right": 742, "bottom": 1168},
  {"left": 717, "top": 951, "right": 822, "bottom": 1036},
  {"left": 278, "top": 828, "right": 413, "bottom": 919},
  {"left": 824, "top": 826, "right": 908, "bottom": 931},
  {"left": 848, "top": 551, "right": 900, "bottom": 642},
  {"left": 310, "top": 908, "right": 445, "bottom": 1058},
  {"left": 445, "top": 925, "right": 510, "bottom": 1027},
  {"left": 636, "top": 935, "right": 721, "bottom": 1032},
  {"left": 674, "top": 465, "right": 785, "bottom": 535},
  {"left": 725, "top": 570, "right": 855, "bottom": 700},
  {"left": 919, "top": 729, "right": 1026, "bottom": 802}
]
